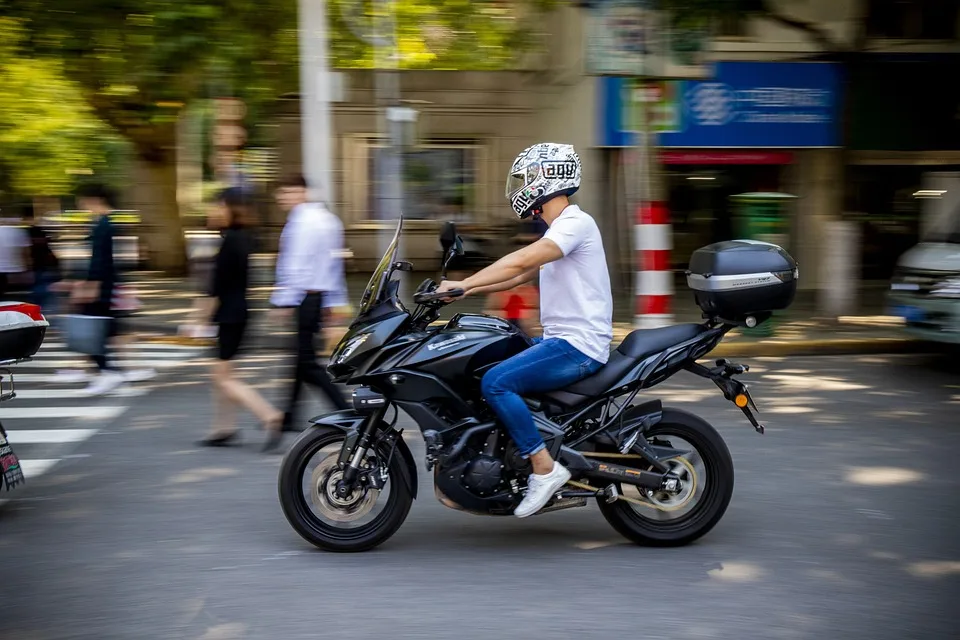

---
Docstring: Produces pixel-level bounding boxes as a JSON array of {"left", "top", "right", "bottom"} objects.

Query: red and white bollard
[{"left": 635, "top": 201, "right": 673, "bottom": 329}]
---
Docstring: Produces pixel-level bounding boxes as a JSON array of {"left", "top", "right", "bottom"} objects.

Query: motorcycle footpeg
[{"left": 602, "top": 484, "right": 620, "bottom": 504}]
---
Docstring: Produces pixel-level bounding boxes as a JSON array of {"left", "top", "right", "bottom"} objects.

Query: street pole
[
  {"left": 340, "top": 0, "right": 404, "bottom": 255},
  {"left": 299, "top": 0, "right": 335, "bottom": 205},
  {"left": 374, "top": 6, "right": 404, "bottom": 231}
]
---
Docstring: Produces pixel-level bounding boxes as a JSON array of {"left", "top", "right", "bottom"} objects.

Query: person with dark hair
[
  {"left": 200, "top": 188, "right": 284, "bottom": 449},
  {"left": 71, "top": 183, "right": 124, "bottom": 395},
  {"left": 272, "top": 175, "right": 350, "bottom": 434},
  {"left": 23, "top": 203, "right": 61, "bottom": 312}
]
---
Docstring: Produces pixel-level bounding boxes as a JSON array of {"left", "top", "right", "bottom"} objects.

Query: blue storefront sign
[{"left": 599, "top": 61, "right": 842, "bottom": 148}]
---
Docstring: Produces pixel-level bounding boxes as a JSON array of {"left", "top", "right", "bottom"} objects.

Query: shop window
[
  {"left": 866, "top": 0, "right": 959, "bottom": 40},
  {"left": 366, "top": 143, "right": 478, "bottom": 222},
  {"left": 715, "top": 13, "right": 749, "bottom": 38}
]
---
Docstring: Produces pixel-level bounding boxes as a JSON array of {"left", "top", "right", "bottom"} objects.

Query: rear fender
[{"left": 307, "top": 410, "right": 418, "bottom": 499}]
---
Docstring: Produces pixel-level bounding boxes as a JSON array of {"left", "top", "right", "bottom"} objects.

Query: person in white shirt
[
  {"left": 272, "top": 175, "right": 350, "bottom": 434},
  {"left": 0, "top": 214, "right": 30, "bottom": 299},
  {"left": 437, "top": 142, "right": 613, "bottom": 518}
]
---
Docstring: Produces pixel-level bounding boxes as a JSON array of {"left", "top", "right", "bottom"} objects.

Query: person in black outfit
[
  {"left": 200, "top": 188, "right": 284, "bottom": 450},
  {"left": 24, "top": 203, "right": 61, "bottom": 313},
  {"left": 73, "top": 184, "right": 124, "bottom": 395}
]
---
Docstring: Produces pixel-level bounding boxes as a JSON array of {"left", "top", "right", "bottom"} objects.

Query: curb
[{"left": 707, "top": 337, "right": 925, "bottom": 358}]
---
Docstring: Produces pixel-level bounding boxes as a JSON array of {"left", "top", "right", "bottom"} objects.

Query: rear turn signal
[{"left": 734, "top": 394, "right": 749, "bottom": 408}]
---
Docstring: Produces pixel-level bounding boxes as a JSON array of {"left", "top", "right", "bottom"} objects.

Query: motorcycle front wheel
[
  {"left": 278, "top": 426, "right": 413, "bottom": 552},
  {"left": 597, "top": 407, "right": 735, "bottom": 547}
]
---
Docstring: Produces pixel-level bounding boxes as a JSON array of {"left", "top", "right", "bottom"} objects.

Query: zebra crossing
[{"left": 0, "top": 333, "right": 206, "bottom": 500}]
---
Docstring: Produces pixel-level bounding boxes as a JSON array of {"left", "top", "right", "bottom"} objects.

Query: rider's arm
[
  {"left": 450, "top": 239, "right": 561, "bottom": 296},
  {"left": 470, "top": 269, "right": 537, "bottom": 297}
]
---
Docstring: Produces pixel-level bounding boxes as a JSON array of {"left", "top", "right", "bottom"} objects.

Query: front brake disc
[{"left": 309, "top": 455, "right": 380, "bottom": 522}]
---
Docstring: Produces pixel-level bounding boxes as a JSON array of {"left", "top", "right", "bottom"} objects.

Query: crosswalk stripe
[
  {"left": 5, "top": 429, "right": 98, "bottom": 444},
  {"left": 39, "top": 341, "right": 206, "bottom": 351},
  {"left": 0, "top": 373, "right": 89, "bottom": 384},
  {"left": 12, "top": 359, "right": 187, "bottom": 370},
  {"left": 12, "top": 388, "right": 149, "bottom": 399},
  {"left": 19, "top": 459, "right": 59, "bottom": 477},
  {"left": 0, "top": 406, "right": 126, "bottom": 420},
  {"left": 32, "top": 349, "right": 199, "bottom": 359}
]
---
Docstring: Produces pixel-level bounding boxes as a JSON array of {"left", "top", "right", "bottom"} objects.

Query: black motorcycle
[{"left": 278, "top": 218, "right": 798, "bottom": 552}]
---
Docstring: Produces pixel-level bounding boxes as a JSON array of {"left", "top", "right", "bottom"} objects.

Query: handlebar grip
[{"left": 413, "top": 288, "right": 465, "bottom": 304}]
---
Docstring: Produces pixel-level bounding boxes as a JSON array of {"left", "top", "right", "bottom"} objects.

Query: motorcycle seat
[{"left": 541, "top": 323, "right": 709, "bottom": 405}]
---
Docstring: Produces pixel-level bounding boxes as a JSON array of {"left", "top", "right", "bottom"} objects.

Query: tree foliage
[
  {"left": 0, "top": 17, "right": 117, "bottom": 196},
  {"left": 5, "top": 0, "right": 559, "bottom": 164}
]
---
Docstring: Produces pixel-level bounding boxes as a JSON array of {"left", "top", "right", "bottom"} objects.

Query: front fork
[{"left": 336, "top": 406, "right": 387, "bottom": 497}]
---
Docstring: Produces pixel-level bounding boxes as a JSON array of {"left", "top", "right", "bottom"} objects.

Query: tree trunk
[{"left": 128, "top": 155, "right": 187, "bottom": 275}]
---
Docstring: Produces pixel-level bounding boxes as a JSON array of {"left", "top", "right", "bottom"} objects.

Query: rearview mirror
[
  {"left": 453, "top": 235, "right": 464, "bottom": 256},
  {"left": 440, "top": 221, "right": 457, "bottom": 254}
]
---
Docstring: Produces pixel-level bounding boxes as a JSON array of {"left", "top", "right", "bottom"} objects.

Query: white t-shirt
[{"left": 540, "top": 205, "right": 613, "bottom": 364}]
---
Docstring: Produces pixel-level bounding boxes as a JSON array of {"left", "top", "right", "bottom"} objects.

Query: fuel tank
[{"left": 397, "top": 313, "right": 530, "bottom": 385}]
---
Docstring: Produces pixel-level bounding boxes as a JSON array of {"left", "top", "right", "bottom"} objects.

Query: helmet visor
[{"left": 504, "top": 163, "right": 539, "bottom": 199}]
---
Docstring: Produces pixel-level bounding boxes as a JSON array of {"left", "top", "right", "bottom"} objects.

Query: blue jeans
[{"left": 481, "top": 338, "right": 604, "bottom": 457}]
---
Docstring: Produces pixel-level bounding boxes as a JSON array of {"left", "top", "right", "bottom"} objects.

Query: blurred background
[
  {"left": 1, "top": 0, "right": 959, "bottom": 329},
  {"left": 1, "top": 1, "right": 959, "bottom": 639}
]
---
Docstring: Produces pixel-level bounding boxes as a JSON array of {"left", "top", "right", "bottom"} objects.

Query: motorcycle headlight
[{"left": 931, "top": 277, "right": 960, "bottom": 299}]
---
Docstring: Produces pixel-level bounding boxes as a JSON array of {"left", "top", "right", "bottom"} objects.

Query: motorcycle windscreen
[{"left": 358, "top": 217, "right": 403, "bottom": 316}]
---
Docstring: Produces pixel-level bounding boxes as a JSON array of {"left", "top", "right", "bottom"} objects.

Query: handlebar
[{"left": 413, "top": 288, "right": 465, "bottom": 304}]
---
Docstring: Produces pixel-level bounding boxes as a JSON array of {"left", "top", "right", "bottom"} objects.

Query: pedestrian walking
[
  {"left": 0, "top": 211, "right": 30, "bottom": 300},
  {"left": 24, "top": 203, "right": 61, "bottom": 313},
  {"left": 271, "top": 175, "right": 350, "bottom": 433},
  {"left": 64, "top": 184, "right": 155, "bottom": 395},
  {"left": 199, "top": 188, "right": 284, "bottom": 450},
  {"left": 178, "top": 203, "right": 224, "bottom": 340}
]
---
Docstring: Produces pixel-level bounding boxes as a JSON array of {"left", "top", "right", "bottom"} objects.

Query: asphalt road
[{"left": 2, "top": 352, "right": 959, "bottom": 640}]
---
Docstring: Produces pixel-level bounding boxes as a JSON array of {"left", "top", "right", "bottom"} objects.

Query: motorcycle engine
[{"left": 462, "top": 455, "right": 503, "bottom": 496}]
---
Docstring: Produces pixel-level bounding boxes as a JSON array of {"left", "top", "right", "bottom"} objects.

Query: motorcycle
[
  {"left": 0, "top": 302, "right": 49, "bottom": 493},
  {"left": 278, "top": 218, "right": 798, "bottom": 551}
]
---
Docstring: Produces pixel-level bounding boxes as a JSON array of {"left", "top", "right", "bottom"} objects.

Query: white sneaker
[
  {"left": 123, "top": 368, "right": 157, "bottom": 383},
  {"left": 82, "top": 371, "right": 125, "bottom": 397},
  {"left": 55, "top": 369, "right": 90, "bottom": 384},
  {"left": 514, "top": 462, "right": 572, "bottom": 518}
]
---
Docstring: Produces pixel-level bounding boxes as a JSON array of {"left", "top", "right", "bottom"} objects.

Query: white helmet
[{"left": 505, "top": 142, "right": 581, "bottom": 218}]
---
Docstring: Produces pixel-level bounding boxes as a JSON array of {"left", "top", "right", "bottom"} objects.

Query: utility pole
[{"left": 298, "top": 0, "right": 335, "bottom": 205}]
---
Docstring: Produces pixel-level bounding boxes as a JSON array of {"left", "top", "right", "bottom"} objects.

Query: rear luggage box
[
  {"left": 0, "top": 302, "right": 49, "bottom": 362},
  {"left": 686, "top": 240, "right": 798, "bottom": 322}
]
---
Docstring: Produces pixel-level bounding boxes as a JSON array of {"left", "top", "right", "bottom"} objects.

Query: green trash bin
[{"left": 730, "top": 192, "right": 797, "bottom": 337}]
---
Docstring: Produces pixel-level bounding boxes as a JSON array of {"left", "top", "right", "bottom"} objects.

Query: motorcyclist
[{"left": 437, "top": 143, "right": 613, "bottom": 517}]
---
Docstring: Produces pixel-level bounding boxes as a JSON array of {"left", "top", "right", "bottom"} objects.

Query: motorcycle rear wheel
[
  {"left": 278, "top": 426, "right": 413, "bottom": 552},
  {"left": 597, "top": 407, "right": 734, "bottom": 547}
]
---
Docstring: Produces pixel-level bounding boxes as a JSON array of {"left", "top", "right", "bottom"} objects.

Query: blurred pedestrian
[
  {"left": 0, "top": 211, "right": 29, "bottom": 300},
  {"left": 23, "top": 203, "right": 61, "bottom": 313},
  {"left": 483, "top": 221, "right": 543, "bottom": 335},
  {"left": 200, "top": 188, "right": 283, "bottom": 449},
  {"left": 178, "top": 203, "right": 225, "bottom": 340},
  {"left": 66, "top": 184, "right": 155, "bottom": 395},
  {"left": 271, "top": 175, "right": 350, "bottom": 434},
  {"left": 68, "top": 184, "right": 124, "bottom": 395}
]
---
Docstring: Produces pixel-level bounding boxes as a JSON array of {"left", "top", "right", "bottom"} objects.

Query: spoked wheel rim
[
  {"left": 617, "top": 431, "right": 717, "bottom": 531},
  {"left": 292, "top": 437, "right": 397, "bottom": 542}
]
